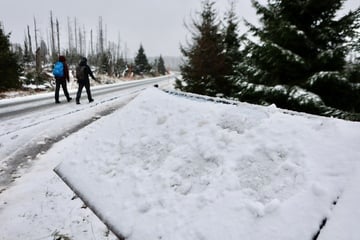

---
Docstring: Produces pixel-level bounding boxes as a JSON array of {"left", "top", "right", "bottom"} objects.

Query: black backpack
[{"left": 76, "top": 65, "right": 86, "bottom": 80}]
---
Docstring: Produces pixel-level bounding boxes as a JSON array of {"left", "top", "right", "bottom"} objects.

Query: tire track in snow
[{"left": 0, "top": 94, "right": 136, "bottom": 194}]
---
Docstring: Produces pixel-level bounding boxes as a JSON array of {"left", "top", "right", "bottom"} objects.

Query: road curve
[
  {"left": 0, "top": 75, "right": 174, "bottom": 120},
  {"left": 0, "top": 75, "right": 175, "bottom": 192}
]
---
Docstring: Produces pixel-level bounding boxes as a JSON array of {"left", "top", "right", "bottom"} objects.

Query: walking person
[
  {"left": 75, "top": 57, "right": 97, "bottom": 104},
  {"left": 53, "top": 55, "right": 72, "bottom": 103}
]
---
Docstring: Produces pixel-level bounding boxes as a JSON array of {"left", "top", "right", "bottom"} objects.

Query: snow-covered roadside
[
  {"left": 0, "top": 79, "right": 174, "bottom": 240},
  {"left": 0, "top": 149, "right": 118, "bottom": 240},
  {"left": 50, "top": 88, "right": 359, "bottom": 240},
  {"left": 318, "top": 169, "right": 360, "bottom": 240},
  {"left": 1, "top": 86, "right": 359, "bottom": 240},
  {"left": 0, "top": 94, "right": 138, "bottom": 240},
  {"left": 0, "top": 76, "right": 174, "bottom": 190}
]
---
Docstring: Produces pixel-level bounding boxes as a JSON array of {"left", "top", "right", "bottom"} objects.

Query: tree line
[
  {"left": 0, "top": 13, "right": 167, "bottom": 91},
  {"left": 178, "top": 0, "right": 360, "bottom": 120}
]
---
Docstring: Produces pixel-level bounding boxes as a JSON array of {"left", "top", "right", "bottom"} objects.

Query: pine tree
[
  {"left": 157, "top": 55, "right": 166, "bottom": 75},
  {"left": 0, "top": 25, "right": 21, "bottom": 90},
  {"left": 179, "top": 0, "right": 227, "bottom": 97},
  {"left": 134, "top": 44, "right": 150, "bottom": 75},
  {"left": 237, "top": 0, "right": 360, "bottom": 115},
  {"left": 98, "top": 51, "right": 111, "bottom": 74},
  {"left": 222, "top": 1, "right": 242, "bottom": 97},
  {"left": 114, "top": 56, "right": 127, "bottom": 77}
]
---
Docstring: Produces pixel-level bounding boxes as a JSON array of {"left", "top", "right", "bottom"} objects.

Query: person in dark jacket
[
  {"left": 75, "top": 57, "right": 97, "bottom": 104},
  {"left": 54, "top": 55, "right": 72, "bottom": 103}
]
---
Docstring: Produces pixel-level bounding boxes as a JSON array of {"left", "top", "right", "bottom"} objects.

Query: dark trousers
[
  {"left": 76, "top": 80, "right": 92, "bottom": 102},
  {"left": 55, "top": 79, "right": 70, "bottom": 102}
]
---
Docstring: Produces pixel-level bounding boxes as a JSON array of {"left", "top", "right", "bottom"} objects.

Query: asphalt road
[{"left": 0, "top": 75, "right": 175, "bottom": 193}]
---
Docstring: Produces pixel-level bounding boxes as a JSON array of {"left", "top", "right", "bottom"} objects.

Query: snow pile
[{"left": 53, "top": 88, "right": 360, "bottom": 240}]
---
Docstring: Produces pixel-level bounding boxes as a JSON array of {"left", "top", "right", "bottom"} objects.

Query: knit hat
[
  {"left": 79, "top": 57, "right": 87, "bottom": 66},
  {"left": 59, "top": 55, "right": 66, "bottom": 62}
]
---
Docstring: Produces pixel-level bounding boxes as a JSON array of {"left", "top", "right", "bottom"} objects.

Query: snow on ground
[
  {"left": 1, "top": 87, "right": 360, "bottom": 240},
  {"left": 0, "top": 77, "right": 173, "bottom": 240},
  {"left": 52, "top": 88, "right": 359, "bottom": 239},
  {"left": 0, "top": 92, "right": 139, "bottom": 240}
]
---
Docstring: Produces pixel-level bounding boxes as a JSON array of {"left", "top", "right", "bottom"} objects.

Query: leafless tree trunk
[
  {"left": 98, "top": 16, "right": 104, "bottom": 54},
  {"left": 56, "top": 19, "right": 60, "bottom": 55},
  {"left": 82, "top": 27, "right": 86, "bottom": 56},
  {"left": 74, "top": 17, "right": 78, "bottom": 53},
  {"left": 67, "top": 17, "right": 73, "bottom": 53},
  {"left": 46, "top": 31, "right": 50, "bottom": 58},
  {"left": 104, "top": 23, "right": 108, "bottom": 51},
  {"left": 35, "top": 47, "right": 41, "bottom": 86},
  {"left": 27, "top": 25, "right": 33, "bottom": 60},
  {"left": 33, "top": 17, "right": 39, "bottom": 51},
  {"left": 117, "top": 32, "right": 121, "bottom": 60},
  {"left": 79, "top": 27, "right": 83, "bottom": 56},
  {"left": 90, "top": 29, "right": 94, "bottom": 56},
  {"left": 50, "top": 11, "right": 56, "bottom": 61}
]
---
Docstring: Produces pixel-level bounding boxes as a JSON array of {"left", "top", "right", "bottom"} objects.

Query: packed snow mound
[
  {"left": 54, "top": 88, "right": 360, "bottom": 240},
  {"left": 114, "top": 90, "right": 304, "bottom": 203}
]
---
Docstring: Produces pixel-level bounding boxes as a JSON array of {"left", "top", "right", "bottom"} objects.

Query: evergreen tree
[
  {"left": 222, "top": 1, "right": 242, "bottom": 97},
  {"left": 39, "top": 40, "right": 48, "bottom": 64},
  {"left": 179, "top": 0, "right": 227, "bottom": 97},
  {"left": 0, "top": 25, "right": 21, "bottom": 90},
  {"left": 98, "top": 51, "right": 111, "bottom": 74},
  {"left": 114, "top": 56, "right": 127, "bottom": 77},
  {"left": 157, "top": 55, "right": 166, "bottom": 75},
  {"left": 237, "top": 0, "right": 360, "bottom": 115},
  {"left": 152, "top": 58, "right": 159, "bottom": 75},
  {"left": 134, "top": 44, "right": 150, "bottom": 75}
]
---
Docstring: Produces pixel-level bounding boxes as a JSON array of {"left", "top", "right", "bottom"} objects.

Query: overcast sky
[{"left": 0, "top": 0, "right": 358, "bottom": 57}]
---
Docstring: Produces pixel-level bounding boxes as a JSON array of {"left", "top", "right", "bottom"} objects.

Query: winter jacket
[
  {"left": 77, "top": 58, "right": 96, "bottom": 83},
  {"left": 56, "top": 55, "right": 70, "bottom": 82}
]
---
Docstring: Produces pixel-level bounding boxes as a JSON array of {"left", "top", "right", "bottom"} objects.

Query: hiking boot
[
  {"left": 76, "top": 101, "right": 80, "bottom": 104},
  {"left": 67, "top": 97, "right": 72, "bottom": 102},
  {"left": 89, "top": 99, "right": 94, "bottom": 103},
  {"left": 55, "top": 101, "right": 61, "bottom": 104}
]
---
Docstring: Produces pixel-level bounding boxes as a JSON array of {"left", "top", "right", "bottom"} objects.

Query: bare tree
[
  {"left": 78, "top": 26, "right": 84, "bottom": 56},
  {"left": 56, "top": 19, "right": 60, "bottom": 54},
  {"left": 74, "top": 17, "right": 78, "bottom": 53},
  {"left": 35, "top": 47, "right": 42, "bottom": 85},
  {"left": 90, "top": 29, "right": 94, "bottom": 56},
  {"left": 27, "top": 25, "right": 33, "bottom": 59},
  {"left": 23, "top": 31, "right": 32, "bottom": 63},
  {"left": 82, "top": 27, "right": 86, "bottom": 56},
  {"left": 33, "top": 17, "right": 39, "bottom": 51},
  {"left": 67, "top": 17, "right": 73, "bottom": 53},
  {"left": 50, "top": 11, "right": 56, "bottom": 60},
  {"left": 104, "top": 23, "right": 108, "bottom": 50},
  {"left": 117, "top": 32, "right": 121, "bottom": 60},
  {"left": 98, "top": 16, "right": 104, "bottom": 54}
]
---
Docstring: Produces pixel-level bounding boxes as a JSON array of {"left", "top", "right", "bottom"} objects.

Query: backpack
[
  {"left": 53, "top": 61, "right": 64, "bottom": 78},
  {"left": 76, "top": 65, "right": 86, "bottom": 80}
]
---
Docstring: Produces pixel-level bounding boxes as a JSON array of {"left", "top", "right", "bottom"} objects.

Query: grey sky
[{"left": 0, "top": 0, "right": 358, "bottom": 57}]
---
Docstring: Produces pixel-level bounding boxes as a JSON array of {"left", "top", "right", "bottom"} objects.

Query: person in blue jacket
[{"left": 54, "top": 55, "right": 72, "bottom": 103}]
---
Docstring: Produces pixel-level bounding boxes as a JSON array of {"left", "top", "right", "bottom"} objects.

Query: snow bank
[{"left": 54, "top": 87, "right": 360, "bottom": 240}]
